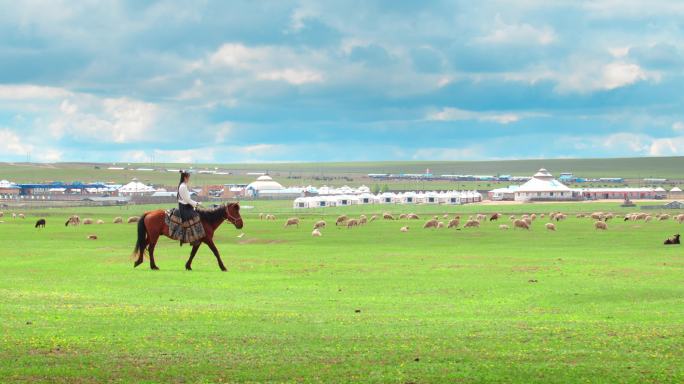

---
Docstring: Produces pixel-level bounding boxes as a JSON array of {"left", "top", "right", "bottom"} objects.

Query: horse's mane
[{"left": 197, "top": 204, "right": 226, "bottom": 224}]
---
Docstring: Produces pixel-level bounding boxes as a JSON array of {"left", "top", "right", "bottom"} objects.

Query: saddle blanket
[{"left": 165, "top": 208, "right": 206, "bottom": 244}]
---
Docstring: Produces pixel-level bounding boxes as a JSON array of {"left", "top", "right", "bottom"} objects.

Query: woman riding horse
[{"left": 178, "top": 170, "right": 200, "bottom": 224}]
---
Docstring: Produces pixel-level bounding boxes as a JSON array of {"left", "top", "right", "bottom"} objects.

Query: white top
[{"left": 178, "top": 183, "right": 198, "bottom": 208}]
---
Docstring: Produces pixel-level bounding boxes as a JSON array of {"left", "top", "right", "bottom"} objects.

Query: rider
[{"left": 177, "top": 170, "right": 200, "bottom": 223}]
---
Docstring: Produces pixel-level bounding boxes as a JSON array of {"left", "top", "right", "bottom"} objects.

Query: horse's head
[{"left": 225, "top": 202, "right": 244, "bottom": 229}]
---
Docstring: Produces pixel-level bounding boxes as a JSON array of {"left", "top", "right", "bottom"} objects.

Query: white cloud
[
  {"left": 565, "top": 131, "right": 684, "bottom": 156},
  {"left": 49, "top": 96, "right": 159, "bottom": 143},
  {"left": 427, "top": 107, "right": 523, "bottom": 124},
  {"left": 0, "top": 128, "right": 33, "bottom": 155},
  {"left": 478, "top": 16, "right": 556, "bottom": 46},
  {"left": 0, "top": 85, "right": 71, "bottom": 100},
  {"left": 649, "top": 137, "right": 684, "bottom": 156},
  {"left": 201, "top": 43, "right": 325, "bottom": 85},
  {"left": 554, "top": 61, "right": 658, "bottom": 93},
  {"left": 412, "top": 146, "right": 482, "bottom": 160},
  {"left": 672, "top": 121, "right": 684, "bottom": 133}
]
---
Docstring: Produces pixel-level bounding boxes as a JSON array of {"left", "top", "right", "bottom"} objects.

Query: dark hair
[{"left": 177, "top": 170, "right": 191, "bottom": 198}]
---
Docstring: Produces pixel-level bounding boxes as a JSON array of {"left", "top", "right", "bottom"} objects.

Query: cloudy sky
[{"left": 1, "top": 0, "right": 684, "bottom": 163}]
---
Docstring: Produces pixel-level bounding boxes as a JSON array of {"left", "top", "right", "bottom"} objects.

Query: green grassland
[
  {"left": 1, "top": 156, "right": 682, "bottom": 189},
  {"left": 1, "top": 200, "right": 683, "bottom": 383}
]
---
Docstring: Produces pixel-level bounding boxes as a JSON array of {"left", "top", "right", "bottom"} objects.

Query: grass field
[
  {"left": 1, "top": 156, "right": 683, "bottom": 188},
  {"left": 1, "top": 201, "right": 683, "bottom": 383}
]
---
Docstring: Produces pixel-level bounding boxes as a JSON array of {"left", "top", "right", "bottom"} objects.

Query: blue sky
[{"left": 1, "top": 0, "right": 684, "bottom": 163}]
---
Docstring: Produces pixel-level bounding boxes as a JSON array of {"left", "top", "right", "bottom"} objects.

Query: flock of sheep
[
  {"left": 0, "top": 212, "right": 142, "bottom": 240},
  {"left": 260, "top": 210, "right": 684, "bottom": 238}
]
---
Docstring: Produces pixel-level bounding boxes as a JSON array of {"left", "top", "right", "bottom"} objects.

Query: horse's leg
[
  {"left": 148, "top": 237, "right": 159, "bottom": 270},
  {"left": 205, "top": 239, "right": 227, "bottom": 272},
  {"left": 185, "top": 243, "right": 201, "bottom": 271}
]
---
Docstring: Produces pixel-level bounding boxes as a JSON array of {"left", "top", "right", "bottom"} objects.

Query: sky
[{"left": 1, "top": 0, "right": 684, "bottom": 163}]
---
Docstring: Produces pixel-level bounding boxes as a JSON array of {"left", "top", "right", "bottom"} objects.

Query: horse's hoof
[
  {"left": 185, "top": 266, "right": 192, "bottom": 271},
  {"left": 133, "top": 262, "right": 141, "bottom": 268},
  {"left": 151, "top": 266, "right": 160, "bottom": 270},
  {"left": 220, "top": 267, "right": 228, "bottom": 272}
]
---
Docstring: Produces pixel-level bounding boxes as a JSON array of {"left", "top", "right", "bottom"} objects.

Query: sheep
[
  {"left": 499, "top": 224, "right": 509, "bottom": 230},
  {"left": 400, "top": 226, "right": 409, "bottom": 232},
  {"left": 313, "top": 220, "right": 327, "bottom": 230},
  {"left": 266, "top": 214, "right": 277, "bottom": 221},
  {"left": 370, "top": 215, "right": 378, "bottom": 222},
  {"left": 437, "top": 222, "right": 445, "bottom": 229},
  {"left": 591, "top": 212, "right": 604, "bottom": 220},
  {"left": 530, "top": 213, "right": 537, "bottom": 221},
  {"left": 447, "top": 218, "right": 460, "bottom": 229},
  {"left": 127, "top": 216, "right": 139, "bottom": 224},
  {"left": 87, "top": 235, "right": 98, "bottom": 240},
  {"left": 335, "top": 215, "right": 349, "bottom": 226},
  {"left": 12, "top": 213, "right": 16, "bottom": 219},
  {"left": 65, "top": 215, "right": 80, "bottom": 227},
  {"left": 360, "top": 214, "right": 367, "bottom": 221},
  {"left": 347, "top": 219, "right": 359, "bottom": 228},
  {"left": 18, "top": 213, "right": 25, "bottom": 219},
  {"left": 464, "top": 220, "right": 480, "bottom": 228},
  {"left": 96, "top": 219, "right": 105, "bottom": 225},
  {"left": 658, "top": 214, "right": 670, "bottom": 221},
  {"left": 399, "top": 214, "right": 408, "bottom": 220},
  {"left": 82, "top": 218, "right": 94, "bottom": 225},
  {"left": 443, "top": 214, "right": 450, "bottom": 219},
  {"left": 284, "top": 218, "right": 300, "bottom": 228},
  {"left": 407, "top": 213, "right": 420, "bottom": 220},
  {"left": 113, "top": 217, "right": 123, "bottom": 224},
  {"left": 555, "top": 214, "right": 567, "bottom": 222},
  {"left": 489, "top": 213, "right": 501, "bottom": 221},
  {"left": 476, "top": 214, "right": 487, "bottom": 222},
  {"left": 644, "top": 215, "right": 653, "bottom": 223},
  {"left": 509, "top": 215, "right": 516, "bottom": 221},
  {"left": 514, "top": 220, "right": 530, "bottom": 230},
  {"left": 311, "top": 229, "right": 322, "bottom": 237},
  {"left": 0, "top": 212, "right": 3, "bottom": 218},
  {"left": 359, "top": 217, "right": 368, "bottom": 225},
  {"left": 664, "top": 234, "right": 680, "bottom": 245},
  {"left": 594, "top": 221, "right": 608, "bottom": 230},
  {"left": 423, "top": 219, "right": 439, "bottom": 229},
  {"left": 540, "top": 214, "right": 545, "bottom": 219},
  {"left": 676, "top": 214, "right": 684, "bottom": 224},
  {"left": 383, "top": 212, "right": 395, "bottom": 220},
  {"left": 524, "top": 218, "right": 532, "bottom": 226},
  {"left": 545, "top": 223, "right": 556, "bottom": 231}
]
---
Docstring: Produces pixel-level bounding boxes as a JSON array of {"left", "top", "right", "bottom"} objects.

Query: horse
[
  {"left": 132, "top": 203, "right": 243, "bottom": 271},
  {"left": 664, "top": 234, "right": 680, "bottom": 245}
]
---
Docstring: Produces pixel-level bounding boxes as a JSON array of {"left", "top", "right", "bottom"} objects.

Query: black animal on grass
[
  {"left": 35, "top": 219, "right": 46, "bottom": 228},
  {"left": 664, "top": 234, "right": 680, "bottom": 245}
]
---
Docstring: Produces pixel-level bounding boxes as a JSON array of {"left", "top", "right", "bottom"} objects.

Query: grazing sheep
[
  {"left": 12, "top": 213, "right": 16, "bottom": 219},
  {"left": 284, "top": 218, "right": 300, "bottom": 228},
  {"left": 96, "top": 219, "right": 105, "bottom": 225},
  {"left": 591, "top": 212, "right": 604, "bottom": 220},
  {"left": 127, "top": 216, "right": 139, "bottom": 224},
  {"left": 407, "top": 213, "right": 420, "bottom": 220},
  {"left": 490, "top": 213, "right": 501, "bottom": 221},
  {"left": 545, "top": 223, "right": 556, "bottom": 231},
  {"left": 347, "top": 219, "right": 359, "bottom": 228},
  {"left": 524, "top": 218, "right": 532, "bottom": 226},
  {"left": 664, "top": 234, "right": 680, "bottom": 245},
  {"left": 87, "top": 235, "right": 98, "bottom": 240},
  {"left": 509, "top": 215, "right": 516, "bottom": 221},
  {"left": 259, "top": 213, "right": 265, "bottom": 220},
  {"left": 594, "top": 221, "right": 608, "bottom": 230},
  {"left": 423, "top": 219, "right": 439, "bottom": 229},
  {"left": 312, "top": 229, "right": 322, "bottom": 237},
  {"left": 658, "top": 214, "right": 670, "bottom": 221},
  {"left": 447, "top": 218, "right": 460, "bottom": 229},
  {"left": 370, "top": 215, "right": 378, "bottom": 222},
  {"left": 335, "top": 215, "right": 349, "bottom": 226},
  {"left": 476, "top": 214, "right": 487, "bottom": 222},
  {"left": 437, "top": 222, "right": 445, "bottom": 229},
  {"left": 499, "top": 224, "right": 509, "bottom": 230},
  {"left": 676, "top": 214, "right": 684, "bottom": 224},
  {"left": 645, "top": 215, "right": 653, "bottom": 223},
  {"left": 35, "top": 219, "right": 46, "bottom": 228},
  {"left": 399, "top": 214, "right": 408, "bottom": 220},
  {"left": 360, "top": 214, "right": 367, "bottom": 220},
  {"left": 514, "top": 220, "right": 530, "bottom": 230},
  {"left": 113, "top": 217, "right": 123, "bottom": 224},
  {"left": 555, "top": 214, "right": 567, "bottom": 222},
  {"left": 266, "top": 214, "right": 277, "bottom": 221},
  {"left": 82, "top": 218, "right": 94, "bottom": 225},
  {"left": 65, "top": 215, "right": 80, "bottom": 227},
  {"left": 464, "top": 220, "right": 480, "bottom": 228},
  {"left": 443, "top": 214, "right": 449, "bottom": 219},
  {"left": 383, "top": 213, "right": 395, "bottom": 220},
  {"left": 400, "top": 226, "right": 409, "bottom": 232},
  {"left": 359, "top": 217, "right": 368, "bottom": 225},
  {"left": 540, "top": 214, "right": 545, "bottom": 219},
  {"left": 313, "top": 220, "right": 327, "bottom": 230},
  {"left": 18, "top": 213, "right": 25, "bottom": 219},
  {"left": 530, "top": 213, "right": 537, "bottom": 221}
]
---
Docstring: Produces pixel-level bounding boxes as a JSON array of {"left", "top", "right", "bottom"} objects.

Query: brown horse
[{"left": 133, "top": 203, "right": 243, "bottom": 271}]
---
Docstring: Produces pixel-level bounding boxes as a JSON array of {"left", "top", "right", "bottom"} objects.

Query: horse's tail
[{"left": 133, "top": 214, "right": 148, "bottom": 259}]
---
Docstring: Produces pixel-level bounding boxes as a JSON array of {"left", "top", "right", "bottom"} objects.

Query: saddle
[{"left": 165, "top": 208, "right": 206, "bottom": 245}]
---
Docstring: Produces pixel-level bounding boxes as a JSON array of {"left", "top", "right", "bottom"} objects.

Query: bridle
[{"left": 225, "top": 204, "right": 243, "bottom": 224}]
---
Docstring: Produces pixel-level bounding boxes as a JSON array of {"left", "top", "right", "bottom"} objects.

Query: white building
[
  {"left": 514, "top": 169, "right": 578, "bottom": 202},
  {"left": 118, "top": 179, "right": 156, "bottom": 196}
]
